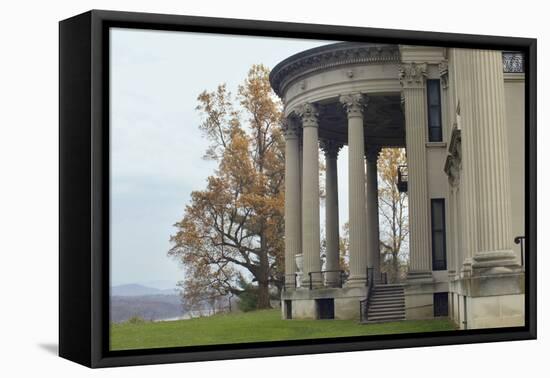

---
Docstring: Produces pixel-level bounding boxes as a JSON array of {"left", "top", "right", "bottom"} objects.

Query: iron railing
[
  {"left": 359, "top": 267, "right": 389, "bottom": 322},
  {"left": 514, "top": 236, "right": 526, "bottom": 267},
  {"left": 308, "top": 270, "right": 347, "bottom": 290}
]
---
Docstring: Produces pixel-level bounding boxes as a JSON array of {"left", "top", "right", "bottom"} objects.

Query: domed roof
[{"left": 269, "top": 42, "right": 400, "bottom": 97}]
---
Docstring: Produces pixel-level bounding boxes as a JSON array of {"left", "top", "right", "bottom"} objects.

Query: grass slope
[{"left": 111, "top": 309, "right": 456, "bottom": 351}]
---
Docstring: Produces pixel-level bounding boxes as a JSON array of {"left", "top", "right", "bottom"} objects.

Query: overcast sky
[{"left": 110, "top": 28, "right": 350, "bottom": 287}]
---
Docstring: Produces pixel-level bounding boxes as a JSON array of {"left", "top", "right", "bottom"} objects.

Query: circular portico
[{"left": 270, "top": 42, "right": 405, "bottom": 297}]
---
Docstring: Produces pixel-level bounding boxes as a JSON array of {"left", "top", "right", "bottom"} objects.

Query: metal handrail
[
  {"left": 307, "top": 270, "right": 346, "bottom": 290},
  {"left": 360, "top": 267, "right": 388, "bottom": 322},
  {"left": 514, "top": 236, "right": 526, "bottom": 267}
]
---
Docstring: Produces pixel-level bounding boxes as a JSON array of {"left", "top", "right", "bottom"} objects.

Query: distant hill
[
  {"left": 110, "top": 283, "right": 184, "bottom": 323},
  {"left": 111, "top": 283, "right": 177, "bottom": 297},
  {"left": 110, "top": 294, "right": 186, "bottom": 323}
]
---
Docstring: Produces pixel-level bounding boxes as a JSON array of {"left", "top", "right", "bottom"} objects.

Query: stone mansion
[{"left": 269, "top": 42, "right": 525, "bottom": 329}]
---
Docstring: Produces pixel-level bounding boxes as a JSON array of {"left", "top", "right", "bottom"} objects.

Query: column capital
[
  {"left": 320, "top": 139, "right": 343, "bottom": 159},
  {"left": 365, "top": 145, "right": 381, "bottom": 162},
  {"left": 399, "top": 62, "right": 427, "bottom": 89},
  {"left": 296, "top": 102, "right": 319, "bottom": 128},
  {"left": 339, "top": 93, "right": 367, "bottom": 118},
  {"left": 282, "top": 117, "right": 300, "bottom": 140}
]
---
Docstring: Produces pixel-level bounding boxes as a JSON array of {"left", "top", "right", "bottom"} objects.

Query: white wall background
[{"left": 0, "top": 0, "right": 546, "bottom": 376}]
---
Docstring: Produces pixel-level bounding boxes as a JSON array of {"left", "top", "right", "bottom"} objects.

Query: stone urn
[{"left": 295, "top": 254, "right": 303, "bottom": 288}]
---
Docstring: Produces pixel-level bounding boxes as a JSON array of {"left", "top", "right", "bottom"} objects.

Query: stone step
[
  {"left": 373, "top": 285, "right": 404, "bottom": 289},
  {"left": 370, "top": 298, "right": 404, "bottom": 303},
  {"left": 372, "top": 290, "right": 404, "bottom": 295},
  {"left": 373, "top": 285, "right": 404, "bottom": 290},
  {"left": 365, "top": 316, "right": 406, "bottom": 323},
  {"left": 370, "top": 298, "right": 404, "bottom": 304},
  {"left": 367, "top": 313, "right": 406, "bottom": 320},
  {"left": 370, "top": 295, "right": 405, "bottom": 301},
  {"left": 371, "top": 293, "right": 404, "bottom": 298},
  {"left": 368, "top": 308, "right": 405, "bottom": 316},
  {"left": 372, "top": 291, "right": 404, "bottom": 296},
  {"left": 369, "top": 303, "right": 404, "bottom": 308}
]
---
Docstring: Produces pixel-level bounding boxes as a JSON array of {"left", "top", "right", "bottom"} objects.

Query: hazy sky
[{"left": 110, "top": 28, "right": 350, "bottom": 287}]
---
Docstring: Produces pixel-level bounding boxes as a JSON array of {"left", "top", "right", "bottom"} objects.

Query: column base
[{"left": 472, "top": 249, "right": 520, "bottom": 275}]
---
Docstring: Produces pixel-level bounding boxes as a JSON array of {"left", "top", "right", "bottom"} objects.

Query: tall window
[
  {"left": 427, "top": 79, "right": 442, "bottom": 142},
  {"left": 431, "top": 198, "right": 447, "bottom": 270}
]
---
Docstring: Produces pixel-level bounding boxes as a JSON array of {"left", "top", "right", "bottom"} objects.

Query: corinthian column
[
  {"left": 320, "top": 139, "right": 343, "bottom": 285},
  {"left": 283, "top": 117, "right": 301, "bottom": 288},
  {"left": 297, "top": 103, "right": 321, "bottom": 287},
  {"left": 470, "top": 50, "right": 518, "bottom": 272},
  {"left": 365, "top": 146, "right": 381, "bottom": 280},
  {"left": 340, "top": 93, "right": 368, "bottom": 286},
  {"left": 399, "top": 63, "right": 432, "bottom": 279}
]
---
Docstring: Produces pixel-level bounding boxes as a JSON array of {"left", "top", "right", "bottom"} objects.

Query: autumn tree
[
  {"left": 168, "top": 64, "right": 285, "bottom": 310},
  {"left": 377, "top": 148, "right": 409, "bottom": 283}
]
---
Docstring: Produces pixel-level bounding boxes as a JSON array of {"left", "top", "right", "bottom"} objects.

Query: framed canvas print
[{"left": 59, "top": 10, "right": 536, "bottom": 368}]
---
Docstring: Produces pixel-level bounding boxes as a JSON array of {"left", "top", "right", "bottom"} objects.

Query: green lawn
[{"left": 110, "top": 309, "right": 456, "bottom": 351}]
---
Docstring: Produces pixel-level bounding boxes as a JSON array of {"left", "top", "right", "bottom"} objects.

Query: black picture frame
[{"left": 59, "top": 9, "right": 537, "bottom": 368}]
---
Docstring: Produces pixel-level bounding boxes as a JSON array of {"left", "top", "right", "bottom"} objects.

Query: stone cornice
[
  {"left": 339, "top": 93, "right": 367, "bottom": 118},
  {"left": 269, "top": 42, "right": 400, "bottom": 97},
  {"left": 399, "top": 62, "right": 427, "bottom": 89}
]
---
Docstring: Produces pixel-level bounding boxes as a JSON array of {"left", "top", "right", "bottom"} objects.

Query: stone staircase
[{"left": 365, "top": 283, "right": 405, "bottom": 323}]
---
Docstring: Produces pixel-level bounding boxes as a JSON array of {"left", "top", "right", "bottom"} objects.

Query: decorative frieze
[{"left": 270, "top": 43, "right": 400, "bottom": 97}]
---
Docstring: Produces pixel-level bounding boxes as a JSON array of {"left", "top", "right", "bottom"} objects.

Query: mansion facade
[{"left": 270, "top": 42, "right": 525, "bottom": 329}]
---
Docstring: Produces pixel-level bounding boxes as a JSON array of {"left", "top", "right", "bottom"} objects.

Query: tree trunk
[
  {"left": 256, "top": 233, "right": 271, "bottom": 309},
  {"left": 257, "top": 280, "right": 270, "bottom": 309}
]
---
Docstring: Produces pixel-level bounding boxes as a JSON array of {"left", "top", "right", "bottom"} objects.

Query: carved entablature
[
  {"left": 439, "top": 60, "right": 449, "bottom": 89},
  {"left": 339, "top": 93, "right": 367, "bottom": 118},
  {"left": 297, "top": 102, "right": 319, "bottom": 128},
  {"left": 398, "top": 62, "right": 427, "bottom": 88},
  {"left": 320, "top": 139, "right": 343, "bottom": 159},
  {"left": 444, "top": 123, "right": 462, "bottom": 187},
  {"left": 269, "top": 43, "right": 400, "bottom": 97}
]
